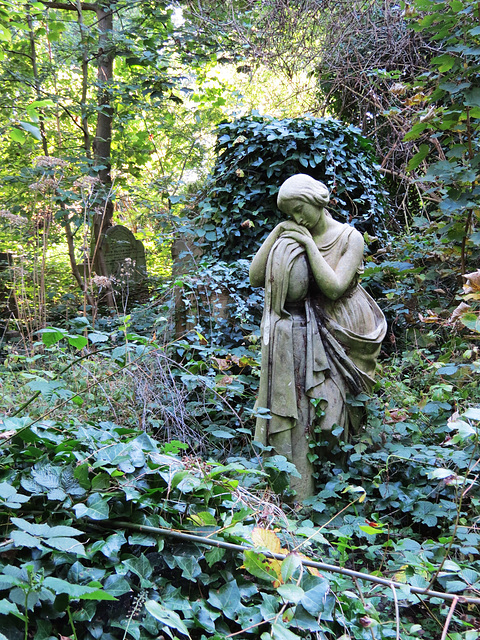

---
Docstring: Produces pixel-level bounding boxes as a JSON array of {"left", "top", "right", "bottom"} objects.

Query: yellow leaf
[
  {"left": 269, "top": 559, "right": 283, "bottom": 582},
  {"left": 418, "top": 311, "right": 440, "bottom": 323},
  {"left": 394, "top": 564, "right": 408, "bottom": 583},
  {"left": 251, "top": 527, "right": 282, "bottom": 554}
]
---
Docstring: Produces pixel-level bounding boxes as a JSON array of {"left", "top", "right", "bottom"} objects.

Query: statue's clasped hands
[{"left": 274, "top": 220, "right": 315, "bottom": 248}]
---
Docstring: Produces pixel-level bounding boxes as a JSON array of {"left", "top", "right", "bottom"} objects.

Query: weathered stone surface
[
  {"left": 103, "top": 225, "right": 146, "bottom": 284},
  {"left": 250, "top": 174, "right": 387, "bottom": 500}
]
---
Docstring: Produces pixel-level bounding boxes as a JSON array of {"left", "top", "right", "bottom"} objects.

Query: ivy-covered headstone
[{"left": 191, "top": 115, "right": 388, "bottom": 261}]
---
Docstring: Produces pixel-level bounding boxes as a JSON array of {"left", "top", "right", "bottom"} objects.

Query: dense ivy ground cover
[{"left": 0, "top": 316, "right": 479, "bottom": 640}]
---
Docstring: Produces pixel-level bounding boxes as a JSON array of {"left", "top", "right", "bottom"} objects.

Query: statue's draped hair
[{"left": 277, "top": 174, "right": 330, "bottom": 213}]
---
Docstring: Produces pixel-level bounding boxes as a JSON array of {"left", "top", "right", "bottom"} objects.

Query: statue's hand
[{"left": 283, "top": 230, "right": 315, "bottom": 247}]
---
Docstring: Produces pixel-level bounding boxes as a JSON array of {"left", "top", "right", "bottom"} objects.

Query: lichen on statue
[{"left": 250, "top": 174, "right": 387, "bottom": 501}]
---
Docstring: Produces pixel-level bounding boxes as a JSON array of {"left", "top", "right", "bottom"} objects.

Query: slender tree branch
[
  {"left": 101, "top": 521, "right": 480, "bottom": 605},
  {"left": 440, "top": 597, "right": 458, "bottom": 640},
  {"left": 42, "top": 1, "right": 97, "bottom": 11}
]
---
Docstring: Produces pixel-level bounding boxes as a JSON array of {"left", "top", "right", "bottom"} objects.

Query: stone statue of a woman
[{"left": 250, "top": 174, "right": 387, "bottom": 500}]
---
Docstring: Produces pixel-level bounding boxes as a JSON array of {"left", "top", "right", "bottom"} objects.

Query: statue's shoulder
[{"left": 338, "top": 223, "right": 363, "bottom": 244}]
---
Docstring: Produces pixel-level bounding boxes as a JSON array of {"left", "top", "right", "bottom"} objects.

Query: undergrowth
[{"left": 0, "top": 301, "right": 479, "bottom": 639}]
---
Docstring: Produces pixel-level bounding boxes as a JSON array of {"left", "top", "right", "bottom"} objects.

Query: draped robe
[{"left": 254, "top": 224, "right": 387, "bottom": 499}]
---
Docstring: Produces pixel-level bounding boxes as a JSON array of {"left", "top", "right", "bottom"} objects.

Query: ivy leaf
[
  {"left": 207, "top": 580, "right": 241, "bottom": 620},
  {"left": 300, "top": 578, "right": 330, "bottom": 616},
  {"left": 123, "top": 554, "right": 153, "bottom": 580},
  {"left": 205, "top": 547, "right": 225, "bottom": 567},
  {"left": 74, "top": 493, "right": 110, "bottom": 520},
  {"left": 100, "top": 532, "right": 126, "bottom": 560},
  {"left": 276, "top": 584, "right": 305, "bottom": 604},
  {"left": 174, "top": 555, "right": 202, "bottom": 581},
  {"left": 243, "top": 550, "right": 277, "bottom": 582},
  {"left": 103, "top": 574, "right": 132, "bottom": 597},
  {"left": 271, "top": 622, "right": 302, "bottom": 640},
  {"left": 145, "top": 600, "right": 191, "bottom": 638}
]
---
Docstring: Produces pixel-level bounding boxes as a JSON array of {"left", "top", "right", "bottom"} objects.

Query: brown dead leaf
[
  {"left": 448, "top": 302, "right": 471, "bottom": 324},
  {"left": 463, "top": 270, "right": 480, "bottom": 299},
  {"left": 212, "top": 357, "right": 230, "bottom": 370},
  {"left": 419, "top": 311, "right": 440, "bottom": 323}
]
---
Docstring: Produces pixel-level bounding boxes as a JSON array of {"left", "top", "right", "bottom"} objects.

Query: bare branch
[{"left": 42, "top": 1, "right": 97, "bottom": 11}]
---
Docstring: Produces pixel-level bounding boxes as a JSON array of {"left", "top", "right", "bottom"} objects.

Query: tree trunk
[
  {"left": 92, "top": 1, "right": 115, "bottom": 305},
  {"left": 27, "top": 4, "right": 48, "bottom": 155}
]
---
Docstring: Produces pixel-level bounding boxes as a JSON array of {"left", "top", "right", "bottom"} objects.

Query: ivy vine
[{"left": 191, "top": 114, "right": 389, "bottom": 261}]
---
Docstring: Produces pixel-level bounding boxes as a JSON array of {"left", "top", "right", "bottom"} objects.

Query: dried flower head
[
  {"left": 74, "top": 176, "right": 100, "bottom": 190},
  {"left": 0, "top": 210, "right": 28, "bottom": 226},
  {"left": 35, "top": 156, "right": 68, "bottom": 169},
  {"left": 29, "top": 177, "right": 58, "bottom": 193},
  {"left": 92, "top": 275, "right": 112, "bottom": 288}
]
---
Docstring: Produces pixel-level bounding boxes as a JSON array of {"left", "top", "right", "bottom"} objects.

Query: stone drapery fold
[{"left": 254, "top": 225, "right": 387, "bottom": 448}]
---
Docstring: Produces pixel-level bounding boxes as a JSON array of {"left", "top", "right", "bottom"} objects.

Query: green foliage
[
  {"left": 189, "top": 114, "right": 389, "bottom": 261},
  {"left": 1, "top": 310, "right": 480, "bottom": 639},
  {"left": 405, "top": 0, "right": 480, "bottom": 271},
  {"left": 0, "top": 403, "right": 478, "bottom": 639}
]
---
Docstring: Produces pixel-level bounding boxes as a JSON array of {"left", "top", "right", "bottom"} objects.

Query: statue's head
[{"left": 277, "top": 174, "right": 330, "bottom": 214}]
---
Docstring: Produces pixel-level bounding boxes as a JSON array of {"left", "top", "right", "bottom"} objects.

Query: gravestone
[{"left": 103, "top": 225, "right": 146, "bottom": 284}]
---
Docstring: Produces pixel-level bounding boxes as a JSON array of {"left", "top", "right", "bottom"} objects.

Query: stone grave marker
[{"left": 103, "top": 225, "right": 146, "bottom": 284}]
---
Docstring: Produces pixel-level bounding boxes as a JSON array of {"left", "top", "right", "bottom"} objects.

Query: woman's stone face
[{"left": 283, "top": 198, "right": 321, "bottom": 229}]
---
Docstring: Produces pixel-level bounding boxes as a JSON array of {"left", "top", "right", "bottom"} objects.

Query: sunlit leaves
[{"left": 243, "top": 550, "right": 278, "bottom": 582}]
